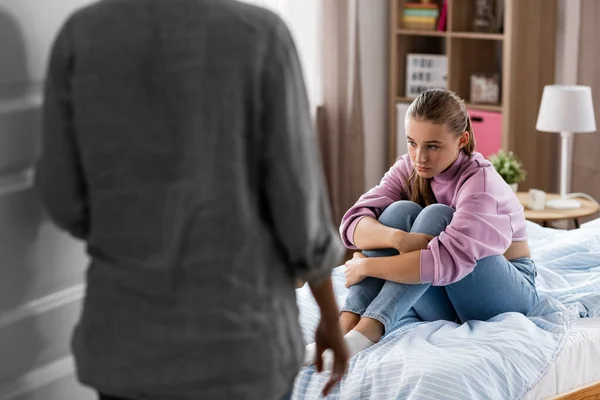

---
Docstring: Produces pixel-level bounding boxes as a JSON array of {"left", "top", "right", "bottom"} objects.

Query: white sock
[
  {"left": 302, "top": 342, "right": 318, "bottom": 367},
  {"left": 344, "top": 329, "right": 376, "bottom": 357},
  {"left": 302, "top": 329, "right": 375, "bottom": 370}
]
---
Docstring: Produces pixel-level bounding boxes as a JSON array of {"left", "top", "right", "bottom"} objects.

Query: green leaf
[{"left": 488, "top": 150, "right": 526, "bottom": 184}]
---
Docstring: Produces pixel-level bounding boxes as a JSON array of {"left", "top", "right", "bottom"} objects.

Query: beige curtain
[
  {"left": 317, "top": 0, "right": 365, "bottom": 227},
  {"left": 573, "top": 0, "right": 600, "bottom": 209}
]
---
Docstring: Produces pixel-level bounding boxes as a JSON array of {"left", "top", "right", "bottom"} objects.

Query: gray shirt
[{"left": 36, "top": 0, "right": 344, "bottom": 398}]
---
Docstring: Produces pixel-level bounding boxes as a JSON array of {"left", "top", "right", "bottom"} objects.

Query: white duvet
[{"left": 293, "top": 222, "right": 600, "bottom": 399}]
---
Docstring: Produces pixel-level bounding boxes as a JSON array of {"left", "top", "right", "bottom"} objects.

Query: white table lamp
[{"left": 536, "top": 85, "right": 596, "bottom": 209}]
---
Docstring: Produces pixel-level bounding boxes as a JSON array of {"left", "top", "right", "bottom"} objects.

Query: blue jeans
[{"left": 341, "top": 201, "right": 539, "bottom": 335}]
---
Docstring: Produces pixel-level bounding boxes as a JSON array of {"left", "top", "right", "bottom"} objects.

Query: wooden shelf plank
[
  {"left": 396, "top": 96, "right": 415, "bottom": 103},
  {"left": 397, "top": 29, "right": 447, "bottom": 37},
  {"left": 466, "top": 102, "right": 503, "bottom": 112},
  {"left": 398, "top": 97, "right": 502, "bottom": 113},
  {"left": 451, "top": 32, "right": 504, "bottom": 40}
]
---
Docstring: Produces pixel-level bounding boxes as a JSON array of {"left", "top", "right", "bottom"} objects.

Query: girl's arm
[
  {"left": 339, "top": 157, "right": 412, "bottom": 249},
  {"left": 354, "top": 217, "right": 433, "bottom": 254},
  {"left": 352, "top": 216, "right": 401, "bottom": 250},
  {"left": 361, "top": 251, "right": 422, "bottom": 284}
]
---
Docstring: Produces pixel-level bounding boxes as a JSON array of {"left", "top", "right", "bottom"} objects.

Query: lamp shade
[{"left": 536, "top": 85, "right": 596, "bottom": 133}]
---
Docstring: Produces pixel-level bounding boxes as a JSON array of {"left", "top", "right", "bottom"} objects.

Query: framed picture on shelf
[
  {"left": 470, "top": 73, "right": 500, "bottom": 104},
  {"left": 405, "top": 53, "right": 448, "bottom": 98},
  {"left": 473, "top": 0, "right": 504, "bottom": 33}
]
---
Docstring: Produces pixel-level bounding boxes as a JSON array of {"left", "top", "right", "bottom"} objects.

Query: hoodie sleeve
[
  {"left": 339, "top": 155, "right": 412, "bottom": 249},
  {"left": 419, "top": 168, "right": 515, "bottom": 285}
]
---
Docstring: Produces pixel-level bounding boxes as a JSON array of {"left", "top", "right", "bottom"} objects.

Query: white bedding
[
  {"left": 293, "top": 221, "right": 600, "bottom": 400},
  {"left": 527, "top": 317, "right": 600, "bottom": 399}
]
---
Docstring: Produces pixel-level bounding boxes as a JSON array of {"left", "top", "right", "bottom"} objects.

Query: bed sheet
[
  {"left": 525, "top": 317, "right": 600, "bottom": 399},
  {"left": 293, "top": 222, "right": 600, "bottom": 399}
]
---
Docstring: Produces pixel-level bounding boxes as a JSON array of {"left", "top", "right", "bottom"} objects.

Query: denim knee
[
  {"left": 341, "top": 277, "right": 387, "bottom": 315},
  {"left": 411, "top": 203, "right": 455, "bottom": 236},
  {"left": 377, "top": 200, "right": 423, "bottom": 230},
  {"left": 420, "top": 203, "right": 454, "bottom": 219}
]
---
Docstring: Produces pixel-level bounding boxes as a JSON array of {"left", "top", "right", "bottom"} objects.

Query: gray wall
[{"left": 0, "top": 1, "right": 95, "bottom": 399}]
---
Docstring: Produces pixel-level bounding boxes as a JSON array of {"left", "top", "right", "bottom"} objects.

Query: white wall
[
  {"left": 0, "top": 1, "right": 95, "bottom": 399},
  {"left": 554, "top": 0, "right": 581, "bottom": 193},
  {"left": 358, "top": 0, "right": 389, "bottom": 190},
  {"left": 555, "top": 0, "right": 581, "bottom": 86}
]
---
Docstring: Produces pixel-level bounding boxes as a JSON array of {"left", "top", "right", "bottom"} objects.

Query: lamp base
[{"left": 546, "top": 198, "right": 581, "bottom": 209}]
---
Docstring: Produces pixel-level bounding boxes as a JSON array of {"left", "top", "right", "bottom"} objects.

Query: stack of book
[{"left": 402, "top": 2, "right": 440, "bottom": 31}]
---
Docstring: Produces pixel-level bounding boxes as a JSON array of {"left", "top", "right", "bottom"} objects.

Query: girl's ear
[{"left": 459, "top": 131, "right": 469, "bottom": 149}]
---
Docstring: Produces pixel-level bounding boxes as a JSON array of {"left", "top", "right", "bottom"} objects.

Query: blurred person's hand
[
  {"left": 314, "top": 314, "right": 349, "bottom": 396},
  {"left": 309, "top": 277, "right": 349, "bottom": 396}
]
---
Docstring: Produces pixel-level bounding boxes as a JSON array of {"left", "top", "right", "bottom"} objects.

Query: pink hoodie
[{"left": 340, "top": 151, "right": 528, "bottom": 286}]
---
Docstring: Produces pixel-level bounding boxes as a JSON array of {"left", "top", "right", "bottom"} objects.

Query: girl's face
[{"left": 405, "top": 118, "right": 469, "bottom": 179}]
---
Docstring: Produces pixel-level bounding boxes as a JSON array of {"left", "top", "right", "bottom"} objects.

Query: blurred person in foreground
[{"left": 36, "top": 0, "right": 348, "bottom": 399}]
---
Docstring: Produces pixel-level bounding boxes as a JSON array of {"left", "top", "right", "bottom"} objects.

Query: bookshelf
[{"left": 388, "top": 0, "right": 559, "bottom": 192}]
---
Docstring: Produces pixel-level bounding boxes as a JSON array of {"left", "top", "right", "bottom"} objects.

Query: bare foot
[{"left": 340, "top": 311, "right": 361, "bottom": 334}]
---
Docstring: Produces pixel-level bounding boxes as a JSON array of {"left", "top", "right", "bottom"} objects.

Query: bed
[{"left": 293, "top": 220, "right": 600, "bottom": 399}]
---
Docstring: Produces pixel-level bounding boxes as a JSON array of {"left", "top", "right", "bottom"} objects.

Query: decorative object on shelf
[
  {"left": 470, "top": 73, "right": 500, "bottom": 104},
  {"left": 437, "top": 0, "right": 448, "bottom": 31},
  {"left": 495, "top": 0, "right": 505, "bottom": 33},
  {"left": 405, "top": 53, "right": 447, "bottom": 98},
  {"left": 402, "top": 1, "right": 439, "bottom": 31},
  {"left": 489, "top": 150, "right": 526, "bottom": 191},
  {"left": 536, "top": 85, "right": 597, "bottom": 209},
  {"left": 473, "top": 0, "right": 501, "bottom": 33}
]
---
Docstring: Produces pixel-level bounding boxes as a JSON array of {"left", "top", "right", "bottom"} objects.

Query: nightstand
[{"left": 516, "top": 192, "right": 600, "bottom": 229}]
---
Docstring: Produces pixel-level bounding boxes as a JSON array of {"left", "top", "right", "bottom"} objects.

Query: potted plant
[{"left": 488, "top": 150, "right": 526, "bottom": 192}]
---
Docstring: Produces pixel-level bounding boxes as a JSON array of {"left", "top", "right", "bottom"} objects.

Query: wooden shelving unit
[
  {"left": 397, "top": 29, "right": 447, "bottom": 37},
  {"left": 388, "top": 0, "right": 559, "bottom": 192},
  {"left": 396, "top": 96, "right": 503, "bottom": 112},
  {"left": 450, "top": 31, "right": 504, "bottom": 40},
  {"left": 397, "top": 29, "right": 504, "bottom": 40}
]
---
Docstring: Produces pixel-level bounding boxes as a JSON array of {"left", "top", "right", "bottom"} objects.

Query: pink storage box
[{"left": 468, "top": 109, "right": 502, "bottom": 160}]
